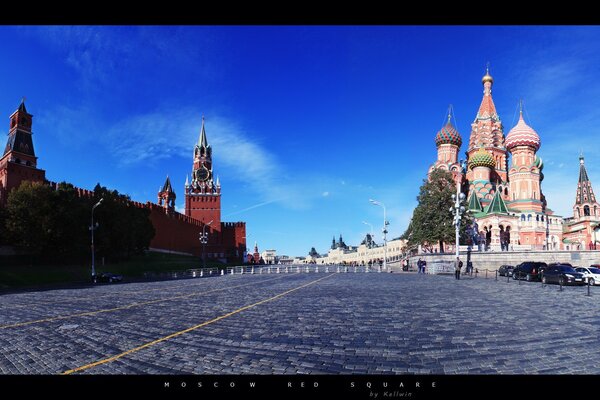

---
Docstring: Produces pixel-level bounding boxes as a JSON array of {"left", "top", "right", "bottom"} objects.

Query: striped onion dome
[
  {"left": 468, "top": 147, "right": 495, "bottom": 170},
  {"left": 505, "top": 113, "right": 540, "bottom": 151},
  {"left": 435, "top": 120, "right": 462, "bottom": 147}
]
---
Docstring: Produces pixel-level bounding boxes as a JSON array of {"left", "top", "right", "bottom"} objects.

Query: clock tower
[{"left": 184, "top": 117, "right": 221, "bottom": 228}]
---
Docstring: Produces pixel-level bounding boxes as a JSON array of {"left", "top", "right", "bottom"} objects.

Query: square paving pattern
[{"left": 1, "top": 272, "right": 600, "bottom": 374}]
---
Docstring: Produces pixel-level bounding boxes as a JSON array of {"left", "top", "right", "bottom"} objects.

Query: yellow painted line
[
  {"left": 62, "top": 273, "right": 335, "bottom": 375},
  {"left": 0, "top": 275, "right": 287, "bottom": 330}
]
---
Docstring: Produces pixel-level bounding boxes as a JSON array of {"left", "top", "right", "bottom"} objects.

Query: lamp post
[
  {"left": 450, "top": 160, "right": 467, "bottom": 259},
  {"left": 200, "top": 220, "right": 213, "bottom": 269},
  {"left": 369, "top": 199, "right": 389, "bottom": 272},
  {"left": 90, "top": 198, "right": 103, "bottom": 283}
]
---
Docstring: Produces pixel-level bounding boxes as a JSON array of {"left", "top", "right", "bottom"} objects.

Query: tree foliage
[
  {"left": 2, "top": 181, "right": 154, "bottom": 264},
  {"left": 402, "top": 169, "right": 470, "bottom": 252}
]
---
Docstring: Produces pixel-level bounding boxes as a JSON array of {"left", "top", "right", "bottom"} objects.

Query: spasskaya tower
[{"left": 184, "top": 116, "right": 221, "bottom": 228}]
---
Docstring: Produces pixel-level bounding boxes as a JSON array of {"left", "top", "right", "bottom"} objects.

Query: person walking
[{"left": 455, "top": 257, "right": 463, "bottom": 280}]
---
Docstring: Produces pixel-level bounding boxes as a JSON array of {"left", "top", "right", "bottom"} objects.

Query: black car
[
  {"left": 541, "top": 265, "right": 585, "bottom": 286},
  {"left": 512, "top": 262, "right": 547, "bottom": 282},
  {"left": 94, "top": 272, "right": 123, "bottom": 283},
  {"left": 498, "top": 265, "right": 514, "bottom": 277}
]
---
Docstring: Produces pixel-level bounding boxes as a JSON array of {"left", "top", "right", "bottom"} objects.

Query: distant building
[{"left": 261, "top": 249, "right": 277, "bottom": 264}]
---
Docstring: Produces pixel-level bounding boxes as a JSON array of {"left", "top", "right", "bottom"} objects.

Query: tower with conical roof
[
  {"left": 0, "top": 99, "right": 46, "bottom": 206},
  {"left": 157, "top": 175, "right": 176, "bottom": 213},
  {"left": 466, "top": 66, "right": 508, "bottom": 195},
  {"left": 184, "top": 116, "right": 221, "bottom": 227},
  {"left": 573, "top": 155, "right": 600, "bottom": 222}
]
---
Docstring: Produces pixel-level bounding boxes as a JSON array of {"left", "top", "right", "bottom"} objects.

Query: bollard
[
  {"left": 337, "top": 266, "right": 340, "bottom": 273},
  {"left": 285, "top": 267, "right": 289, "bottom": 274},
  {"left": 241, "top": 268, "right": 244, "bottom": 275},
  {"left": 559, "top": 278, "right": 563, "bottom": 292},
  {"left": 507, "top": 273, "right": 510, "bottom": 283},
  {"left": 354, "top": 266, "right": 357, "bottom": 273},
  {"left": 518, "top": 275, "right": 521, "bottom": 285},
  {"left": 276, "top": 267, "right": 280, "bottom": 274},
  {"left": 378, "top": 266, "right": 382, "bottom": 273},
  {"left": 221, "top": 269, "right": 224, "bottom": 276},
  {"left": 325, "top": 266, "right": 329, "bottom": 273},
  {"left": 200, "top": 270, "right": 204, "bottom": 278},
  {"left": 587, "top": 279, "right": 591, "bottom": 297},
  {"left": 251, "top": 267, "right": 255, "bottom": 275},
  {"left": 230, "top": 268, "right": 234, "bottom": 275},
  {"left": 315, "top": 266, "right": 319, "bottom": 273}
]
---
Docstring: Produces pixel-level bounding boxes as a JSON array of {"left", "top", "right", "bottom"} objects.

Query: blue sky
[{"left": 1, "top": 26, "right": 599, "bottom": 257}]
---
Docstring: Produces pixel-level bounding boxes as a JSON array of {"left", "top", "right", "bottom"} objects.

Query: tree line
[{"left": 0, "top": 181, "right": 155, "bottom": 264}]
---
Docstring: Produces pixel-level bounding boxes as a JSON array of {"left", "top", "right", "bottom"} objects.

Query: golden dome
[{"left": 482, "top": 72, "right": 493, "bottom": 84}]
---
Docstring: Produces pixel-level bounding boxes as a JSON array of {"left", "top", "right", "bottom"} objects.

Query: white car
[{"left": 575, "top": 267, "right": 600, "bottom": 285}]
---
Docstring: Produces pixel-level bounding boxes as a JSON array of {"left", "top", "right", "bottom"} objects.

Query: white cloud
[
  {"left": 322, "top": 191, "right": 330, "bottom": 197},
  {"left": 100, "top": 108, "right": 313, "bottom": 210}
]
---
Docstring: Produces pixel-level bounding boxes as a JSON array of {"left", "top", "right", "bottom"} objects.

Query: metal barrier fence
[{"left": 225, "top": 265, "right": 385, "bottom": 274}]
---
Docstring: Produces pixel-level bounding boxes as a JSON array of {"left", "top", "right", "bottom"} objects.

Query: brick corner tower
[{"left": 0, "top": 99, "right": 46, "bottom": 206}]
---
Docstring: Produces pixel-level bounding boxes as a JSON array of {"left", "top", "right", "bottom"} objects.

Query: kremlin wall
[{"left": 0, "top": 101, "right": 246, "bottom": 262}]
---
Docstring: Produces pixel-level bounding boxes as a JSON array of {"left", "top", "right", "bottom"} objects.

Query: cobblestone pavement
[{"left": 1, "top": 271, "right": 600, "bottom": 374}]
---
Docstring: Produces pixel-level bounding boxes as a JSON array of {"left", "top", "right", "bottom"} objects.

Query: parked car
[
  {"left": 512, "top": 262, "right": 547, "bottom": 282},
  {"left": 94, "top": 272, "right": 123, "bottom": 283},
  {"left": 498, "top": 265, "right": 514, "bottom": 277},
  {"left": 575, "top": 267, "right": 600, "bottom": 285},
  {"left": 541, "top": 265, "right": 585, "bottom": 286}
]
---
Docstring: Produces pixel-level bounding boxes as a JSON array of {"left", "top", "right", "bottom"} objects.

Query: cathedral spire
[
  {"left": 477, "top": 65, "right": 498, "bottom": 120},
  {"left": 198, "top": 115, "right": 209, "bottom": 148},
  {"left": 576, "top": 155, "right": 594, "bottom": 205}
]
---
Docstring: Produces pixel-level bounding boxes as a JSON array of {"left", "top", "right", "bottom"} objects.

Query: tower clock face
[{"left": 196, "top": 167, "right": 209, "bottom": 181}]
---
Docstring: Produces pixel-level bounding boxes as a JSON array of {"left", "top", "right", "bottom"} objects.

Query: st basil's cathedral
[{"left": 428, "top": 68, "right": 600, "bottom": 251}]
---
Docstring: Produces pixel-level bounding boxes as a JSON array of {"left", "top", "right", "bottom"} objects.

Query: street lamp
[
  {"left": 90, "top": 198, "right": 103, "bottom": 283},
  {"left": 369, "top": 199, "right": 389, "bottom": 272},
  {"left": 450, "top": 160, "right": 467, "bottom": 259},
  {"left": 362, "top": 221, "right": 374, "bottom": 245},
  {"left": 200, "top": 220, "right": 213, "bottom": 269}
]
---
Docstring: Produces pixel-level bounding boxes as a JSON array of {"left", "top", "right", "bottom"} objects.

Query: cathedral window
[
  {"left": 521, "top": 214, "right": 525, "bottom": 221},
  {"left": 584, "top": 205, "right": 591, "bottom": 216},
  {"left": 527, "top": 214, "right": 532, "bottom": 222}
]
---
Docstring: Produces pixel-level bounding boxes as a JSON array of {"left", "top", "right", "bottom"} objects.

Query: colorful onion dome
[
  {"left": 435, "top": 120, "right": 462, "bottom": 147},
  {"left": 468, "top": 147, "right": 496, "bottom": 170},
  {"left": 505, "top": 113, "right": 541, "bottom": 151}
]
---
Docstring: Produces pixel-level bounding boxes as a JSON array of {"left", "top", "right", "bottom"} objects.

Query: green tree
[
  {"left": 402, "top": 168, "right": 470, "bottom": 252},
  {"left": 4, "top": 181, "right": 55, "bottom": 256},
  {"left": 92, "top": 183, "right": 154, "bottom": 262}
]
